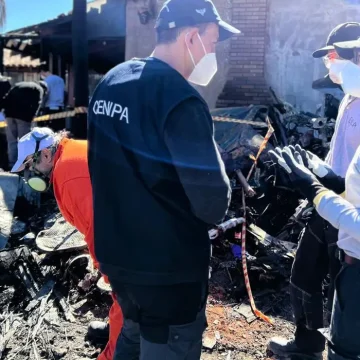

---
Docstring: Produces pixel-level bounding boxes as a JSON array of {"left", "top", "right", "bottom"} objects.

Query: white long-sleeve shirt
[
  {"left": 326, "top": 95, "right": 360, "bottom": 177},
  {"left": 315, "top": 145, "right": 360, "bottom": 259}
]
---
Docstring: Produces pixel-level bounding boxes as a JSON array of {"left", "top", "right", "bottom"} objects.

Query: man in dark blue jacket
[
  {"left": 1, "top": 81, "right": 44, "bottom": 169},
  {"left": 87, "top": 0, "right": 239, "bottom": 358}
]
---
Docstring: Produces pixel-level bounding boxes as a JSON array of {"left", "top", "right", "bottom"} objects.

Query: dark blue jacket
[{"left": 88, "top": 57, "right": 230, "bottom": 285}]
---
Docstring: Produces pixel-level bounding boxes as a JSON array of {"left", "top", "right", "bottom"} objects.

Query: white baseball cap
[{"left": 11, "top": 127, "right": 56, "bottom": 173}]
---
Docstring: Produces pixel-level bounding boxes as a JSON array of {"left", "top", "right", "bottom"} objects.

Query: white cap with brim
[
  {"left": 333, "top": 38, "right": 360, "bottom": 60},
  {"left": 11, "top": 127, "right": 56, "bottom": 173},
  {"left": 312, "top": 22, "right": 360, "bottom": 59},
  {"left": 313, "top": 45, "right": 337, "bottom": 59},
  {"left": 334, "top": 38, "right": 360, "bottom": 50}
]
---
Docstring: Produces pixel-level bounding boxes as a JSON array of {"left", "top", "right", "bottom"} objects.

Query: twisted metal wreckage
[{"left": 0, "top": 89, "right": 337, "bottom": 357}]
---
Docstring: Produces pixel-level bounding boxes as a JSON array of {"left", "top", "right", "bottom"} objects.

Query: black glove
[
  {"left": 269, "top": 147, "right": 326, "bottom": 202},
  {"left": 288, "top": 144, "right": 345, "bottom": 194}
]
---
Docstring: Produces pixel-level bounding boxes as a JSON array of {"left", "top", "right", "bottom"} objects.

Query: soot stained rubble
[{"left": 0, "top": 90, "right": 336, "bottom": 359}]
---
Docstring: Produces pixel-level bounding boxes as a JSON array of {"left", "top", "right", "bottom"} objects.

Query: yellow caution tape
[
  {"left": 212, "top": 115, "right": 268, "bottom": 128},
  {"left": 0, "top": 107, "right": 88, "bottom": 128},
  {"left": 0, "top": 110, "right": 266, "bottom": 128},
  {"left": 241, "top": 117, "right": 275, "bottom": 325},
  {"left": 33, "top": 107, "right": 88, "bottom": 122}
]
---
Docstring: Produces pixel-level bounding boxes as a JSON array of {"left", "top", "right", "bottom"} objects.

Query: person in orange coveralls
[{"left": 10, "top": 126, "right": 123, "bottom": 360}]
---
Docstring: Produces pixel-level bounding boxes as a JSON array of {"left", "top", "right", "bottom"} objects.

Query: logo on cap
[{"left": 196, "top": 8, "right": 206, "bottom": 16}]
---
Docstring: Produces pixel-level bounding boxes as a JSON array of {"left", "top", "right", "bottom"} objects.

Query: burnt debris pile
[
  {"left": 0, "top": 90, "right": 335, "bottom": 358},
  {"left": 209, "top": 90, "right": 334, "bottom": 307},
  {"left": 0, "top": 195, "right": 111, "bottom": 359}
]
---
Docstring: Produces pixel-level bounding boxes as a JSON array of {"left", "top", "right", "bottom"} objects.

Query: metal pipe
[{"left": 236, "top": 169, "right": 256, "bottom": 197}]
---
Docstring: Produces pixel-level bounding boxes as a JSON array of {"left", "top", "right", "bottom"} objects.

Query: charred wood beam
[
  {"left": 0, "top": 39, "right": 3, "bottom": 74},
  {"left": 71, "top": 0, "right": 88, "bottom": 139},
  {"left": 7, "top": 15, "right": 72, "bottom": 35},
  {"left": 2, "top": 35, "right": 124, "bottom": 41},
  {"left": 236, "top": 169, "right": 256, "bottom": 197},
  {"left": 269, "top": 87, "right": 286, "bottom": 114},
  {"left": 268, "top": 106, "right": 288, "bottom": 146}
]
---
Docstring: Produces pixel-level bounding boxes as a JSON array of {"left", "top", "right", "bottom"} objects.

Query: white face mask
[
  {"left": 329, "top": 59, "right": 360, "bottom": 98},
  {"left": 186, "top": 33, "right": 217, "bottom": 87}
]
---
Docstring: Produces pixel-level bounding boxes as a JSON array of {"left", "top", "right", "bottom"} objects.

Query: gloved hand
[
  {"left": 287, "top": 144, "right": 345, "bottom": 194},
  {"left": 269, "top": 147, "right": 326, "bottom": 202}
]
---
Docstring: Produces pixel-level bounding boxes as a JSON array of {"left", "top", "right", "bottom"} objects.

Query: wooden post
[
  {"left": 49, "top": 52, "right": 54, "bottom": 73},
  {"left": 57, "top": 55, "right": 62, "bottom": 77},
  {"left": 71, "top": 0, "right": 88, "bottom": 139},
  {"left": 0, "top": 39, "right": 4, "bottom": 75}
]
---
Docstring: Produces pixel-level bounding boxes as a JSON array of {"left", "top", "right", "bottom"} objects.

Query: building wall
[
  {"left": 265, "top": 0, "right": 360, "bottom": 112},
  {"left": 217, "top": 0, "right": 269, "bottom": 107},
  {"left": 4, "top": 69, "right": 39, "bottom": 85},
  {"left": 125, "top": 0, "right": 157, "bottom": 59},
  {"left": 125, "top": 0, "right": 360, "bottom": 111},
  {"left": 125, "top": 0, "right": 237, "bottom": 109},
  {"left": 125, "top": 0, "right": 268, "bottom": 108},
  {"left": 87, "top": 0, "right": 126, "bottom": 38}
]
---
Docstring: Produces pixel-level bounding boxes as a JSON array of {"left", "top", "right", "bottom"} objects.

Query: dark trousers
[
  {"left": 290, "top": 211, "right": 341, "bottom": 353},
  {"left": 5, "top": 117, "right": 32, "bottom": 168},
  {"left": 105, "top": 274, "right": 208, "bottom": 360},
  {"left": 328, "top": 262, "right": 360, "bottom": 360}
]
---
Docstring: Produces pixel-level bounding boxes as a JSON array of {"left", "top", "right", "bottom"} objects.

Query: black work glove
[
  {"left": 287, "top": 144, "right": 345, "bottom": 194},
  {"left": 269, "top": 147, "right": 326, "bottom": 202}
]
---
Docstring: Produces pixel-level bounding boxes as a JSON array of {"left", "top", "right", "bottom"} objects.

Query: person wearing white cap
[
  {"left": 2, "top": 81, "right": 45, "bottom": 170},
  {"left": 11, "top": 127, "right": 124, "bottom": 360},
  {"left": 11, "top": 127, "right": 56, "bottom": 189},
  {"left": 270, "top": 144, "right": 360, "bottom": 360},
  {"left": 268, "top": 22, "right": 360, "bottom": 360}
]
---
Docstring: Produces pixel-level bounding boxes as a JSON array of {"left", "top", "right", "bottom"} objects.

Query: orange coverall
[{"left": 51, "top": 138, "right": 123, "bottom": 360}]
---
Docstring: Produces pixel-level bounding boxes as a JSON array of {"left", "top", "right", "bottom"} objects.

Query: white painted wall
[{"left": 266, "top": 0, "right": 360, "bottom": 112}]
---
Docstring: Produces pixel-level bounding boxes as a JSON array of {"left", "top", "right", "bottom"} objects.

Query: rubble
[
  {"left": 0, "top": 90, "right": 334, "bottom": 359},
  {"left": 0, "top": 197, "right": 111, "bottom": 359},
  {"left": 0, "top": 199, "right": 301, "bottom": 360},
  {"left": 35, "top": 215, "right": 87, "bottom": 253}
]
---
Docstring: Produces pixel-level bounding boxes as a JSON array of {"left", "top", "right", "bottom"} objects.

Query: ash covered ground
[{"left": 0, "top": 98, "right": 334, "bottom": 359}]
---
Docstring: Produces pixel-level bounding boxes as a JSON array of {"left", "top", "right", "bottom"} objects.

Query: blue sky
[{"left": 2, "top": 0, "right": 77, "bottom": 33}]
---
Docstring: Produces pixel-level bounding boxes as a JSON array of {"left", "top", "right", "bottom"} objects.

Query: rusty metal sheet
[{"left": 36, "top": 214, "right": 86, "bottom": 253}]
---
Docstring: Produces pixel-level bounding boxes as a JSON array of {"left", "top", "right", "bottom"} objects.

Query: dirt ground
[
  {"left": 0, "top": 199, "right": 322, "bottom": 360},
  {"left": 0, "top": 282, "right": 296, "bottom": 360},
  {"left": 0, "top": 244, "right": 330, "bottom": 360}
]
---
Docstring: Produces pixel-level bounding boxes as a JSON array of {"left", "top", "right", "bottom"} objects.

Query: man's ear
[
  {"left": 42, "top": 149, "right": 53, "bottom": 163},
  {"left": 184, "top": 28, "right": 199, "bottom": 46}
]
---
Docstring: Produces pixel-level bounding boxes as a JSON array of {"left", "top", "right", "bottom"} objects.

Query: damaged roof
[
  {"left": 1, "top": 0, "right": 125, "bottom": 70},
  {"left": 5, "top": 0, "right": 108, "bottom": 36},
  {"left": 4, "top": 49, "right": 40, "bottom": 68}
]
